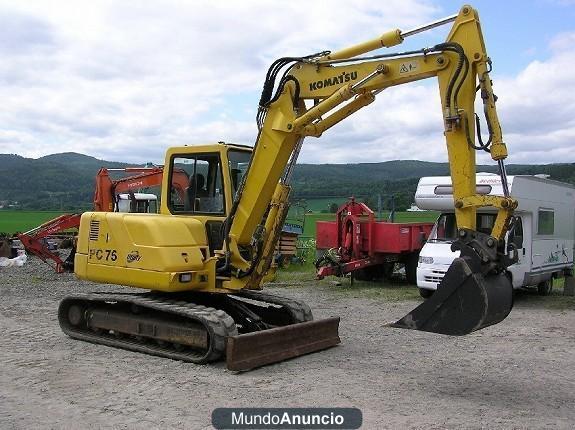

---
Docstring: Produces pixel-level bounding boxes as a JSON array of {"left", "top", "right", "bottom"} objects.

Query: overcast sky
[{"left": 0, "top": 0, "right": 574, "bottom": 165}]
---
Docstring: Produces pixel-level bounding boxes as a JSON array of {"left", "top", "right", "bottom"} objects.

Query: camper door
[{"left": 506, "top": 214, "right": 532, "bottom": 288}]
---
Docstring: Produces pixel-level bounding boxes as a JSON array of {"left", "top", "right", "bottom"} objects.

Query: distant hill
[
  {"left": 293, "top": 159, "right": 575, "bottom": 184},
  {"left": 0, "top": 152, "right": 133, "bottom": 210},
  {"left": 291, "top": 160, "right": 575, "bottom": 209},
  {"left": 0, "top": 152, "right": 574, "bottom": 211},
  {"left": 38, "top": 152, "right": 129, "bottom": 173}
]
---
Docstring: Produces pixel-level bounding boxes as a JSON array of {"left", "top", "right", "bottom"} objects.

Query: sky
[{"left": 0, "top": 0, "right": 574, "bottom": 165}]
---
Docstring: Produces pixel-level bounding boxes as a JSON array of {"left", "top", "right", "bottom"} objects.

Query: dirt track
[{"left": 1, "top": 258, "right": 574, "bottom": 429}]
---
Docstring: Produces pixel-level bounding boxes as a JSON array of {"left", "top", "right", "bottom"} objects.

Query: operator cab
[
  {"left": 164, "top": 144, "right": 252, "bottom": 254},
  {"left": 166, "top": 145, "right": 251, "bottom": 216}
]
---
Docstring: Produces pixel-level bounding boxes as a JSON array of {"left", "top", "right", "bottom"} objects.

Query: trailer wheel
[
  {"left": 405, "top": 253, "right": 418, "bottom": 285},
  {"left": 419, "top": 288, "right": 434, "bottom": 299},
  {"left": 537, "top": 279, "right": 552, "bottom": 296},
  {"left": 382, "top": 262, "right": 395, "bottom": 281},
  {"left": 354, "top": 265, "right": 380, "bottom": 282}
]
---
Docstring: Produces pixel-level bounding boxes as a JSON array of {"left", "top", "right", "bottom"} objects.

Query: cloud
[
  {"left": 0, "top": 1, "right": 573, "bottom": 167},
  {"left": 0, "top": 0, "right": 438, "bottom": 163},
  {"left": 495, "top": 31, "right": 575, "bottom": 164},
  {"left": 298, "top": 30, "right": 575, "bottom": 165},
  {"left": 0, "top": 10, "right": 56, "bottom": 56}
]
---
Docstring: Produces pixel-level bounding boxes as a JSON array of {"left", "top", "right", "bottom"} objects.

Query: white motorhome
[{"left": 416, "top": 174, "right": 574, "bottom": 298}]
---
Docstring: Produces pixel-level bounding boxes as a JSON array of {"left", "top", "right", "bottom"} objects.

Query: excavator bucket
[
  {"left": 226, "top": 317, "right": 341, "bottom": 371},
  {"left": 390, "top": 256, "right": 513, "bottom": 335}
]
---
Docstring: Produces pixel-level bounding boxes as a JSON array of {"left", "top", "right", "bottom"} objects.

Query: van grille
[
  {"left": 424, "top": 269, "right": 446, "bottom": 285},
  {"left": 89, "top": 220, "right": 100, "bottom": 241}
]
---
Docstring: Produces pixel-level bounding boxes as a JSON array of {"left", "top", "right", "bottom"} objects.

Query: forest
[{"left": 1, "top": 152, "right": 574, "bottom": 211}]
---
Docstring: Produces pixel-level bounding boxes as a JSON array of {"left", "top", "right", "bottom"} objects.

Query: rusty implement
[
  {"left": 390, "top": 254, "right": 513, "bottom": 335},
  {"left": 226, "top": 317, "right": 341, "bottom": 371}
]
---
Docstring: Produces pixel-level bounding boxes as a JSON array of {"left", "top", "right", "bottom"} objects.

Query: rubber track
[
  {"left": 237, "top": 290, "right": 313, "bottom": 323},
  {"left": 58, "top": 293, "right": 238, "bottom": 364}
]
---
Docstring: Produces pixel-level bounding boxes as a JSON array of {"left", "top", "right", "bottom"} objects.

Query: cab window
[
  {"left": 228, "top": 150, "right": 251, "bottom": 199},
  {"left": 169, "top": 154, "right": 225, "bottom": 215},
  {"left": 433, "top": 213, "right": 458, "bottom": 241}
]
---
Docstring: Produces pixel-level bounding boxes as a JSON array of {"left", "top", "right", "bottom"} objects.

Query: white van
[
  {"left": 116, "top": 193, "right": 158, "bottom": 213},
  {"left": 416, "top": 174, "right": 574, "bottom": 298}
]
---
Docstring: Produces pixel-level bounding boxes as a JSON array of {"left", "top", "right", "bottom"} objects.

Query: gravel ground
[{"left": 1, "top": 257, "right": 574, "bottom": 429}]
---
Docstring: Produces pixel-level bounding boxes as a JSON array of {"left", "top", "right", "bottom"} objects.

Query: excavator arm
[
  {"left": 221, "top": 4, "right": 516, "bottom": 334},
  {"left": 18, "top": 214, "right": 82, "bottom": 273}
]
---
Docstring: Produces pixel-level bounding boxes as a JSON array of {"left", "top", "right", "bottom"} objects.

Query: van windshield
[{"left": 429, "top": 213, "right": 497, "bottom": 242}]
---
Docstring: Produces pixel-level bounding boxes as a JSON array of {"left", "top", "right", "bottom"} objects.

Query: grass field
[
  {"left": 0, "top": 208, "right": 439, "bottom": 238},
  {"left": 0, "top": 211, "right": 68, "bottom": 234}
]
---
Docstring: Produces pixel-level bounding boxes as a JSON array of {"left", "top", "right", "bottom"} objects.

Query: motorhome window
[
  {"left": 537, "top": 209, "right": 554, "bottom": 235},
  {"left": 228, "top": 150, "right": 251, "bottom": 199},
  {"left": 434, "top": 185, "right": 492, "bottom": 195},
  {"left": 169, "top": 154, "right": 225, "bottom": 215}
]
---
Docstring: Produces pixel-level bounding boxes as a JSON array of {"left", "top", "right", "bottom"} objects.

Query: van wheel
[
  {"left": 405, "top": 253, "right": 418, "bottom": 285},
  {"left": 537, "top": 280, "right": 552, "bottom": 296},
  {"left": 419, "top": 288, "right": 434, "bottom": 299}
]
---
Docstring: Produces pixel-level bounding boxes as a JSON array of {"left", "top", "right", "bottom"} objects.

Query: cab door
[{"left": 506, "top": 215, "right": 531, "bottom": 288}]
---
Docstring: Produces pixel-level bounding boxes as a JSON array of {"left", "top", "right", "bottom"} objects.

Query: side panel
[
  {"left": 512, "top": 177, "right": 575, "bottom": 284},
  {"left": 372, "top": 223, "right": 433, "bottom": 253},
  {"left": 531, "top": 238, "right": 574, "bottom": 273},
  {"left": 75, "top": 211, "right": 219, "bottom": 292},
  {"left": 316, "top": 221, "right": 338, "bottom": 250},
  {"left": 316, "top": 221, "right": 433, "bottom": 253}
]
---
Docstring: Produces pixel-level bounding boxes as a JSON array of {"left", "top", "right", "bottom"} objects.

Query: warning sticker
[{"left": 399, "top": 61, "right": 419, "bottom": 74}]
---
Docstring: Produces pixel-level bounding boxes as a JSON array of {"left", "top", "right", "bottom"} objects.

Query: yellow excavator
[{"left": 59, "top": 4, "right": 518, "bottom": 371}]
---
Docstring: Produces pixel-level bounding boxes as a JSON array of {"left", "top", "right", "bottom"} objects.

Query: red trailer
[{"left": 315, "top": 198, "right": 433, "bottom": 283}]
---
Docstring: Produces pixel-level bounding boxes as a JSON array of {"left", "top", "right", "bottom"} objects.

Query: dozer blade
[
  {"left": 390, "top": 256, "right": 513, "bottom": 335},
  {"left": 226, "top": 317, "right": 340, "bottom": 371}
]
